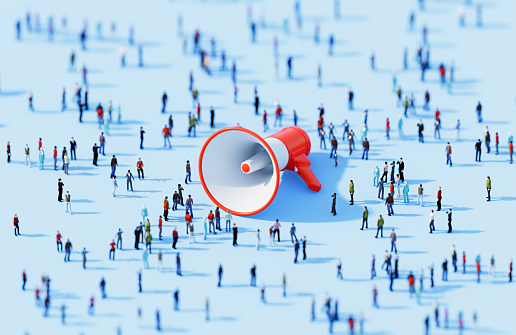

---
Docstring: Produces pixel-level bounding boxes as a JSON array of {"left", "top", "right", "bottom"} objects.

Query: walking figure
[{"left": 375, "top": 215, "right": 384, "bottom": 238}]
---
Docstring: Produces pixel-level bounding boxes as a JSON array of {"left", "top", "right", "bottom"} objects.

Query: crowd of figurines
[{"left": 6, "top": 0, "right": 515, "bottom": 333}]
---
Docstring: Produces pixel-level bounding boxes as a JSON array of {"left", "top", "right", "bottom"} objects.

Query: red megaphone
[{"left": 199, "top": 126, "right": 321, "bottom": 216}]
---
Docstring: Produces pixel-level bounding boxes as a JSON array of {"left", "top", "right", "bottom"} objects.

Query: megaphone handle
[{"left": 293, "top": 154, "right": 322, "bottom": 192}]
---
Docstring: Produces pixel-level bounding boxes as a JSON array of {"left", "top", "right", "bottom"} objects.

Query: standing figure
[
  {"left": 486, "top": 176, "right": 491, "bottom": 201},
  {"left": 362, "top": 138, "right": 369, "bottom": 160},
  {"left": 373, "top": 165, "right": 379, "bottom": 186},
  {"left": 58, "top": 178, "right": 64, "bottom": 202},
  {"left": 185, "top": 160, "right": 192, "bottom": 184},
  {"left": 64, "top": 239, "right": 72, "bottom": 261},
  {"left": 349, "top": 180, "right": 354, "bottom": 205},
  {"left": 13, "top": 214, "right": 20, "bottom": 236},
  {"left": 99, "top": 132, "right": 106, "bottom": 155},
  {"left": 70, "top": 137, "right": 77, "bottom": 160},
  {"left": 56, "top": 231, "right": 63, "bottom": 252},
  {"left": 100, "top": 278, "right": 106, "bottom": 298},
  {"left": 254, "top": 94, "right": 260, "bottom": 115},
  {"left": 172, "top": 227, "right": 178, "bottom": 249},
  {"left": 509, "top": 258, "right": 513, "bottom": 282},
  {"left": 224, "top": 210, "right": 232, "bottom": 231},
  {"left": 38, "top": 148, "right": 45, "bottom": 170},
  {"left": 417, "top": 184, "right": 424, "bottom": 206},
  {"left": 141, "top": 204, "right": 149, "bottom": 223},
  {"left": 385, "top": 193, "right": 394, "bottom": 216},
  {"left": 510, "top": 141, "right": 513, "bottom": 164},
  {"left": 395, "top": 174, "right": 401, "bottom": 198},
  {"left": 28, "top": 91, "right": 34, "bottom": 111},
  {"left": 390, "top": 230, "right": 397, "bottom": 254},
  {"left": 92, "top": 143, "right": 99, "bottom": 166},
  {"left": 331, "top": 193, "right": 337, "bottom": 215},
  {"left": 175, "top": 253, "right": 182, "bottom": 276},
  {"left": 381, "top": 162, "right": 388, "bottom": 182},
  {"left": 24, "top": 145, "right": 31, "bottom": 167},
  {"left": 397, "top": 158, "right": 405, "bottom": 182},
  {"left": 294, "top": 240, "right": 299, "bottom": 263},
  {"left": 185, "top": 195, "right": 194, "bottom": 216},
  {"left": 140, "top": 127, "right": 145, "bottom": 149},
  {"left": 417, "top": 120, "right": 424, "bottom": 143},
  {"left": 337, "top": 258, "right": 343, "bottom": 279},
  {"left": 161, "top": 92, "right": 168, "bottom": 113},
  {"left": 476, "top": 252, "right": 481, "bottom": 283},
  {"left": 136, "top": 158, "right": 144, "bottom": 179},
  {"left": 163, "top": 125, "right": 172, "bottom": 148},
  {"left": 437, "top": 187, "right": 442, "bottom": 211},
  {"left": 447, "top": 209, "right": 453, "bottom": 233},
  {"left": 495, "top": 132, "right": 499, "bottom": 155},
  {"left": 163, "top": 197, "right": 170, "bottom": 221},
  {"left": 145, "top": 232, "right": 152, "bottom": 253},
  {"left": 63, "top": 152, "right": 70, "bottom": 175},
  {"left": 110, "top": 155, "right": 118, "bottom": 178},
  {"left": 134, "top": 226, "right": 141, "bottom": 249},
  {"left": 6, "top": 142, "right": 11, "bottom": 163},
  {"left": 115, "top": 228, "right": 123, "bottom": 249},
  {"left": 446, "top": 142, "right": 452, "bottom": 167},
  {"left": 330, "top": 136, "right": 338, "bottom": 158},
  {"left": 109, "top": 240, "right": 116, "bottom": 260},
  {"left": 178, "top": 184, "right": 184, "bottom": 206},
  {"left": 126, "top": 170, "right": 134, "bottom": 192},
  {"left": 65, "top": 191, "right": 72, "bottom": 214},
  {"left": 476, "top": 101, "right": 482, "bottom": 122},
  {"left": 485, "top": 126, "right": 491, "bottom": 153},
  {"left": 217, "top": 265, "right": 223, "bottom": 287},
  {"left": 233, "top": 223, "right": 238, "bottom": 246},
  {"left": 112, "top": 176, "right": 118, "bottom": 197}
]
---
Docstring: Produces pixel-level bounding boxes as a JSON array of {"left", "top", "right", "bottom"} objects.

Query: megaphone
[{"left": 199, "top": 126, "right": 321, "bottom": 216}]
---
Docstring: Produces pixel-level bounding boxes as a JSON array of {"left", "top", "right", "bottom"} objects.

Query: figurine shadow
[
  {"left": 95, "top": 312, "right": 123, "bottom": 318},
  {"left": 211, "top": 316, "right": 238, "bottom": 322},
  {"left": 141, "top": 290, "right": 171, "bottom": 294},
  {"left": 180, "top": 271, "right": 210, "bottom": 277},
  {"left": 253, "top": 152, "right": 361, "bottom": 223},
  {"left": 301, "top": 257, "right": 335, "bottom": 264},
  {"left": 397, "top": 250, "right": 427, "bottom": 255},
  {"left": 52, "top": 291, "right": 81, "bottom": 300},
  {"left": 102, "top": 296, "right": 134, "bottom": 301},
  {"left": 332, "top": 51, "right": 362, "bottom": 58},
  {"left": 64, "top": 321, "right": 94, "bottom": 327},
  {"left": 73, "top": 198, "right": 94, "bottom": 203},
  {"left": 88, "top": 83, "right": 117, "bottom": 89},
  {"left": 20, "top": 233, "right": 49, "bottom": 238},
  {"left": 141, "top": 325, "right": 188, "bottom": 333},
  {"left": 0, "top": 90, "right": 26, "bottom": 96}
]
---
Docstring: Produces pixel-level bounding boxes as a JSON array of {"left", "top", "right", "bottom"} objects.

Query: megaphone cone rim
[{"left": 198, "top": 127, "right": 281, "bottom": 216}]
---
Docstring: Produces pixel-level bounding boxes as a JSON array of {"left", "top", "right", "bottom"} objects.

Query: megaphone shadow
[{"left": 252, "top": 152, "right": 362, "bottom": 223}]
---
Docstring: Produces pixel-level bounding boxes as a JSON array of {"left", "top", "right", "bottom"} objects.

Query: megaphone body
[{"left": 199, "top": 126, "right": 321, "bottom": 216}]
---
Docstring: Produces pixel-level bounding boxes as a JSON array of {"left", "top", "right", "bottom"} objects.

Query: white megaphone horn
[{"left": 199, "top": 126, "right": 321, "bottom": 216}]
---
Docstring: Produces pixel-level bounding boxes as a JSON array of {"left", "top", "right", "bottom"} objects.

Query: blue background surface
[{"left": 1, "top": 0, "right": 516, "bottom": 334}]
